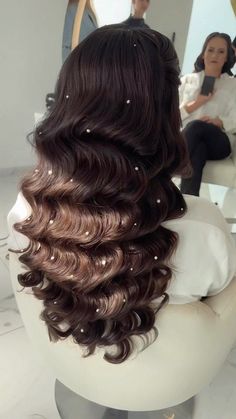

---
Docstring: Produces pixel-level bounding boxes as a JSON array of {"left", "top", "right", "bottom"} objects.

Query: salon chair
[
  {"left": 202, "top": 139, "right": 236, "bottom": 225},
  {"left": 202, "top": 140, "right": 236, "bottom": 189},
  {"left": 8, "top": 250, "right": 236, "bottom": 418}
]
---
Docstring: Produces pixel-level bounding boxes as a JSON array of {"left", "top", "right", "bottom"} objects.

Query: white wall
[
  {"left": 0, "top": 0, "right": 133, "bottom": 171},
  {"left": 182, "top": 0, "right": 236, "bottom": 74},
  {"left": 146, "top": 0, "right": 194, "bottom": 68},
  {"left": 94, "top": 0, "right": 131, "bottom": 26},
  {"left": 0, "top": 0, "right": 66, "bottom": 170}
]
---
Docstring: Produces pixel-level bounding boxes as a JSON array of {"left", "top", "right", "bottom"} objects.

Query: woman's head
[
  {"left": 14, "top": 25, "right": 189, "bottom": 364},
  {"left": 38, "top": 25, "right": 187, "bottom": 166},
  {"left": 132, "top": 0, "right": 150, "bottom": 16},
  {"left": 194, "top": 32, "right": 235, "bottom": 74}
]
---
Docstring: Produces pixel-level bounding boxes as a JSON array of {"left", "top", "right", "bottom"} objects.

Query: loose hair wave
[
  {"left": 12, "top": 25, "right": 190, "bottom": 363},
  {"left": 194, "top": 32, "right": 235, "bottom": 73}
]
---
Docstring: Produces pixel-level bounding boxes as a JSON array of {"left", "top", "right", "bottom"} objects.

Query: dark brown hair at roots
[{"left": 11, "top": 25, "right": 190, "bottom": 363}]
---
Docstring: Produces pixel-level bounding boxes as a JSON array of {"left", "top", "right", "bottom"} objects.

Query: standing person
[
  {"left": 179, "top": 32, "right": 236, "bottom": 196},
  {"left": 122, "top": 0, "right": 150, "bottom": 28}
]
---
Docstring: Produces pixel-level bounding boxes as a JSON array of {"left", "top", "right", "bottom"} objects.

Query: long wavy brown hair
[{"left": 12, "top": 25, "right": 190, "bottom": 363}]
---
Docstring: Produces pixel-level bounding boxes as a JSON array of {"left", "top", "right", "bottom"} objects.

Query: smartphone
[{"left": 200, "top": 76, "right": 215, "bottom": 96}]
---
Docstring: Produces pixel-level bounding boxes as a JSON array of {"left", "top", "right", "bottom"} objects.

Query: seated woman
[
  {"left": 179, "top": 32, "right": 236, "bottom": 196},
  {"left": 8, "top": 26, "right": 236, "bottom": 364}
]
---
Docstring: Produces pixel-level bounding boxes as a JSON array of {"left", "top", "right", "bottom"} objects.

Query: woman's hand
[
  {"left": 207, "top": 117, "right": 223, "bottom": 128},
  {"left": 199, "top": 116, "right": 223, "bottom": 129},
  {"left": 199, "top": 115, "right": 211, "bottom": 122}
]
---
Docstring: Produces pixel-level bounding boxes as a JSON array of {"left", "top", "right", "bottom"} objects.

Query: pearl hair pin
[
  {"left": 80, "top": 328, "right": 84, "bottom": 333},
  {"left": 134, "top": 166, "right": 139, "bottom": 171},
  {"left": 70, "top": 178, "right": 73, "bottom": 182},
  {"left": 86, "top": 129, "right": 91, "bottom": 133},
  {"left": 101, "top": 260, "right": 106, "bottom": 266},
  {"left": 39, "top": 132, "right": 42, "bottom": 136},
  {"left": 49, "top": 220, "right": 54, "bottom": 225},
  {"left": 69, "top": 274, "right": 74, "bottom": 279},
  {"left": 34, "top": 169, "right": 39, "bottom": 173},
  {"left": 130, "top": 267, "right": 134, "bottom": 271},
  {"left": 181, "top": 208, "right": 184, "bottom": 211},
  {"left": 50, "top": 256, "right": 55, "bottom": 261},
  {"left": 85, "top": 231, "right": 89, "bottom": 236},
  {"left": 134, "top": 43, "right": 137, "bottom": 47},
  {"left": 66, "top": 95, "right": 70, "bottom": 99},
  {"left": 134, "top": 223, "right": 137, "bottom": 227},
  {"left": 96, "top": 308, "right": 100, "bottom": 313},
  {"left": 126, "top": 99, "right": 131, "bottom": 104},
  {"left": 154, "top": 256, "right": 158, "bottom": 260},
  {"left": 157, "top": 199, "right": 161, "bottom": 204},
  {"left": 48, "top": 170, "right": 53, "bottom": 175},
  {"left": 123, "top": 298, "right": 126, "bottom": 303}
]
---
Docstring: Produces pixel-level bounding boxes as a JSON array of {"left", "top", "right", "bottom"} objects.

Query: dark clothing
[
  {"left": 122, "top": 15, "right": 150, "bottom": 28},
  {"left": 180, "top": 120, "right": 231, "bottom": 196}
]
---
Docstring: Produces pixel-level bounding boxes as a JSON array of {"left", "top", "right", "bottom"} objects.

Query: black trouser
[{"left": 180, "top": 120, "right": 231, "bottom": 196}]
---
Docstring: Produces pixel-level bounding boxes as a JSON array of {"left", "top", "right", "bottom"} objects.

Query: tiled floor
[{"left": 1, "top": 169, "right": 236, "bottom": 419}]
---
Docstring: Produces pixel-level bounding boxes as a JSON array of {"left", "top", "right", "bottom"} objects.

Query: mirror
[{"left": 62, "top": 0, "right": 132, "bottom": 63}]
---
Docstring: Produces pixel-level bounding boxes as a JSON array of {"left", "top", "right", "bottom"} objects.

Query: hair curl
[
  {"left": 194, "top": 32, "right": 235, "bottom": 73},
  {"left": 12, "top": 25, "right": 190, "bottom": 363}
]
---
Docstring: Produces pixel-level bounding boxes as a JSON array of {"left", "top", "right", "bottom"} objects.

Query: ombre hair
[{"left": 13, "top": 25, "right": 189, "bottom": 363}]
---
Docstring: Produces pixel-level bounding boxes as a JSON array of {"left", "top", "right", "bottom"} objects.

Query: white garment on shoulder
[
  {"left": 179, "top": 71, "right": 236, "bottom": 149},
  {"left": 7, "top": 192, "right": 236, "bottom": 305},
  {"left": 163, "top": 195, "right": 236, "bottom": 303}
]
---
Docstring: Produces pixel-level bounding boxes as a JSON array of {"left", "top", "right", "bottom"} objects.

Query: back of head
[{"left": 14, "top": 25, "right": 189, "bottom": 364}]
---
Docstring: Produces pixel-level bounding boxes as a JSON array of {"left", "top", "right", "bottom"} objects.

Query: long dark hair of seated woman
[{"left": 12, "top": 25, "right": 190, "bottom": 364}]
